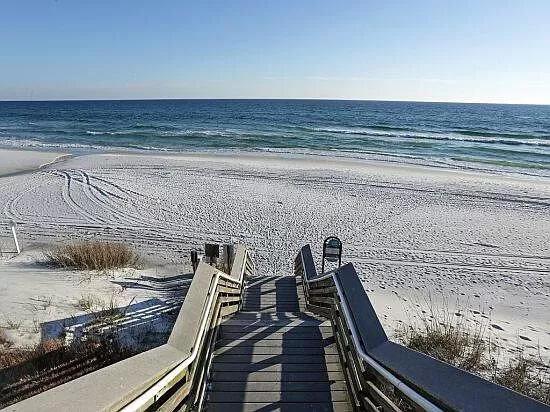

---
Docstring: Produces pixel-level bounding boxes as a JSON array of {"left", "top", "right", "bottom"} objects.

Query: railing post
[
  {"left": 191, "top": 250, "right": 199, "bottom": 274},
  {"left": 10, "top": 220, "right": 21, "bottom": 254}
]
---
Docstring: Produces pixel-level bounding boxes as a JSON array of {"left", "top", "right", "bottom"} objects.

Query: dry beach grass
[
  {"left": 0, "top": 332, "right": 135, "bottom": 408},
  {"left": 45, "top": 241, "right": 138, "bottom": 271},
  {"left": 396, "top": 306, "right": 550, "bottom": 405}
]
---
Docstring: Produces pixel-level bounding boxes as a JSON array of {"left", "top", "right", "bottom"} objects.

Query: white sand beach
[
  {"left": 0, "top": 148, "right": 549, "bottom": 360},
  {"left": 0, "top": 148, "right": 68, "bottom": 177}
]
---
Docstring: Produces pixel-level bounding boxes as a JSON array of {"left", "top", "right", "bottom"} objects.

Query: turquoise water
[{"left": 0, "top": 99, "right": 549, "bottom": 175}]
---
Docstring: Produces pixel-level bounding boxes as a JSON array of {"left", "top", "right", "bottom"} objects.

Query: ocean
[{"left": 1, "top": 99, "right": 549, "bottom": 176}]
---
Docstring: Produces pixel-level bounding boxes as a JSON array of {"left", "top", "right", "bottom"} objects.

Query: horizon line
[{"left": 0, "top": 97, "right": 549, "bottom": 106}]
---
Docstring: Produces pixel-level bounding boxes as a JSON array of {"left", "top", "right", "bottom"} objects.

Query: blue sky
[{"left": 1, "top": 0, "right": 549, "bottom": 103}]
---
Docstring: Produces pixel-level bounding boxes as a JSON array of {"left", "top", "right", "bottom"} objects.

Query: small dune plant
[
  {"left": 395, "top": 305, "right": 488, "bottom": 373},
  {"left": 395, "top": 300, "right": 550, "bottom": 405},
  {"left": 493, "top": 352, "right": 550, "bottom": 405},
  {"left": 45, "top": 241, "right": 138, "bottom": 271},
  {"left": 0, "top": 336, "right": 134, "bottom": 408}
]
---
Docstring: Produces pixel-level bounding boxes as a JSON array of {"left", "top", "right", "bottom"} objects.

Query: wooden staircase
[{"left": 204, "top": 275, "right": 351, "bottom": 411}]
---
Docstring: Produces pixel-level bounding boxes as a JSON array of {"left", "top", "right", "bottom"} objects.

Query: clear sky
[{"left": 1, "top": 0, "right": 549, "bottom": 104}]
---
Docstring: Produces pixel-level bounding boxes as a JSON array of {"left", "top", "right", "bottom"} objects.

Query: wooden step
[
  {"left": 220, "top": 325, "right": 332, "bottom": 332},
  {"left": 244, "top": 291, "right": 301, "bottom": 295},
  {"left": 243, "top": 296, "right": 300, "bottom": 300},
  {"left": 221, "top": 319, "right": 330, "bottom": 327},
  {"left": 240, "top": 306, "right": 301, "bottom": 311},
  {"left": 205, "top": 273, "right": 349, "bottom": 410},
  {"left": 213, "top": 344, "right": 338, "bottom": 356},
  {"left": 218, "top": 333, "right": 332, "bottom": 341},
  {"left": 215, "top": 337, "right": 336, "bottom": 348},
  {"left": 230, "top": 312, "right": 321, "bottom": 321},
  {"left": 205, "top": 401, "right": 352, "bottom": 411},
  {"left": 209, "top": 370, "right": 346, "bottom": 382},
  {"left": 207, "top": 390, "right": 349, "bottom": 403},
  {"left": 212, "top": 354, "right": 341, "bottom": 364},
  {"left": 209, "top": 381, "right": 347, "bottom": 392},
  {"left": 210, "top": 363, "right": 343, "bottom": 372},
  {"left": 241, "top": 302, "right": 300, "bottom": 307},
  {"left": 219, "top": 325, "right": 333, "bottom": 335}
]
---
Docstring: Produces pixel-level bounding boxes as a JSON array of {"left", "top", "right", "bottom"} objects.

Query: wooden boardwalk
[{"left": 205, "top": 275, "right": 351, "bottom": 411}]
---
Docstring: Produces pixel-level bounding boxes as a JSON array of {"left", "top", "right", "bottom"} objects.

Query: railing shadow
[
  {"left": 209, "top": 273, "right": 339, "bottom": 410},
  {"left": 40, "top": 273, "right": 193, "bottom": 348}
]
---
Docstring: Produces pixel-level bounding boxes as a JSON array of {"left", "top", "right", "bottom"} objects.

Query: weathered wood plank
[
  {"left": 213, "top": 344, "right": 338, "bottom": 356},
  {"left": 335, "top": 263, "right": 388, "bottom": 350},
  {"left": 207, "top": 390, "right": 349, "bottom": 403},
  {"left": 209, "top": 371, "right": 346, "bottom": 382},
  {"left": 305, "top": 303, "right": 331, "bottom": 317},
  {"left": 240, "top": 307, "right": 301, "bottom": 312},
  {"left": 215, "top": 337, "right": 336, "bottom": 348},
  {"left": 209, "top": 381, "right": 348, "bottom": 392},
  {"left": 308, "top": 296, "right": 335, "bottom": 305},
  {"left": 210, "top": 363, "right": 343, "bottom": 372},
  {"left": 206, "top": 401, "right": 352, "bottom": 412},
  {"left": 219, "top": 331, "right": 333, "bottom": 340},
  {"left": 220, "top": 325, "right": 333, "bottom": 333},
  {"left": 212, "top": 354, "right": 341, "bottom": 364},
  {"left": 220, "top": 319, "right": 331, "bottom": 327},
  {"left": 308, "top": 286, "right": 337, "bottom": 295},
  {"left": 230, "top": 312, "right": 318, "bottom": 320}
]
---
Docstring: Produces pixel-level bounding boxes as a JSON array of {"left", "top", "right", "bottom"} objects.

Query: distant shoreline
[
  {"left": 1, "top": 100, "right": 548, "bottom": 179},
  {"left": 1, "top": 98, "right": 549, "bottom": 106},
  {"left": 1, "top": 148, "right": 547, "bottom": 188}
]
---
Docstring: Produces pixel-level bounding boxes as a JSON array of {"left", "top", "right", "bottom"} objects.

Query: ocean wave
[
  {"left": 85, "top": 128, "right": 292, "bottom": 140},
  {"left": 449, "top": 129, "right": 549, "bottom": 140},
  {"left": 86, "top": 130, "right": 140, "bottom": 136},
  {"left": 423, "top": 134, "right": 550, "bottom": 147},
  {"left": 0, "top": 137, "right": 106, "bottom": 151},
  {"left": 85, "top": 129, "right": 232, "bottom": 137},
  {"left": 307, "top": 126, "right": 550, "bottom": 147}
]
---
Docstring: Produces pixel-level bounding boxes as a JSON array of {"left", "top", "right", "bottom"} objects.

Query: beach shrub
[
  {"left": 45, "top": 241, "right": 138, "bottom": 270},
  {"left": 395, "top": 307, "right": 488, "bottom": 373},
  {"left": 395, "top": 305, "right": 550, "bottom": 405},
  {"left": 0, "top": 328, "right": 11, "bottom": 348},
  {"left": 0, "top": 337, "right": 134, "bottom": 408},
  {"left": 494, "top": 354, "right": 550, "bottom": 405}
]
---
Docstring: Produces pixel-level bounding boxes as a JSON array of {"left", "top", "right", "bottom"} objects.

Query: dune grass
[
  {"left": 494, "top": 353, "right": 550, "bottom": 405},
  {"left": 395, "top": 304, "right": 550, "bottom": 405},
  {"left": 395, "top": 305, "right": 488, "bottom": 373},
  {"left": 0, "top": 335, "right": 134, "bottom": 408},
  {"left": 45, "top": 241, "right": 138, "bottom": 271}
]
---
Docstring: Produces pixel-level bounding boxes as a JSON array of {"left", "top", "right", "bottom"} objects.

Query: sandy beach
[
  {"left": 0, "top": 148, "right": 68, "bottom": 177},
  {"left": 0, "top": 148, "right": 549, "bottom": 361}
]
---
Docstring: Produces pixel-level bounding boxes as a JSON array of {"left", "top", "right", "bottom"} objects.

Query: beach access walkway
[
  {"left": 205, "top": 275, "right": 351, "bottom": 411},
  {"left": 7, "top": 244, "right": 550, "bottom": 412}
]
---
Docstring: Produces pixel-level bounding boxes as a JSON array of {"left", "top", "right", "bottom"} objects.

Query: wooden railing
[
  {"left": 295, "top": 244, "right": 549, "bottom": 412},
  {"left": 8, "top": 245, "right": 255, "bottom": 412}
]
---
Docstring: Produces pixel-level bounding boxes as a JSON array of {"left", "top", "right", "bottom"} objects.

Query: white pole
[{"left": 10, "top": 221, "right": 21, "bottom": 254}]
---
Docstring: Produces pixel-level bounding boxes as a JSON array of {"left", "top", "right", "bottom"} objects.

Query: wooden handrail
[
  {"left": 6, "top": 245, "right": 254, "bottom": 412},
  {"left": 295, "top": 244, "right": 549, "bottom": 412}
]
